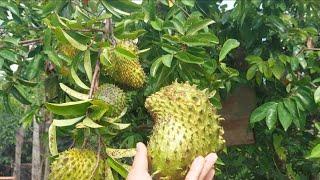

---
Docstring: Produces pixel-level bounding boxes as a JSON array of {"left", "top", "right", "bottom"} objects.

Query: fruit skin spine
[
  {"left": 49, "top": 148, "right": 107, "bottom": 180},
  {"left": 103, "top": 40, "right": 146, "bottom": 89},
  {"left": 145, "top": 82, "right": 225, "bottom": 179},
  {"left": 93, "top": 83, "right": 127, "bottom": 118}
]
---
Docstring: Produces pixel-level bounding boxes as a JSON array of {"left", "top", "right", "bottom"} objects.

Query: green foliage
[{"left": 0, "top": 0, "right": 320, "bottom": 179}]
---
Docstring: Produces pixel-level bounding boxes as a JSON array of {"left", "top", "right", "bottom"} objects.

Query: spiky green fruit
[
  {"left": 49, "top": 149, "right": 106, "bottom": 180},
  {"left": 145, "top": 82, "right": 225, "bottom": 179},
  {"left": 93, "top": 84, "right": 126, "bottom": 117},
  {"left": 58, "top": 44, "right": 78, "bottom": 58},
  {"left": 104, "top": 41, "right": 146, "bottom": 88}
]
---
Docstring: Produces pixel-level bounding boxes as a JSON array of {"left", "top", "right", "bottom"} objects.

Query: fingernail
[
  {"left": 194, "top": 156, "right": 204, "bottom": 163},
  {"left": 136, "top": 142, "right": 143, "bottom": 151}
]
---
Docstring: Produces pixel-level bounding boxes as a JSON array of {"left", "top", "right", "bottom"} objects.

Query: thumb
[{"left": 131, "top": 142, "right": 149, "bottom": 172}]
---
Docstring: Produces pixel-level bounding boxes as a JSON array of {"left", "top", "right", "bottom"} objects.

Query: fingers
[
  {"left": 131, "top": 142, "right": 148, "bottom": 172},
  {"left": 198, "top": 153, "right": 217, "bottom": 180},
  {"left": 204, "top": 169, "right": 215, "bottom": 180},
  {"left": 185, "top": 156, "right": 205, "bottom": 180}
]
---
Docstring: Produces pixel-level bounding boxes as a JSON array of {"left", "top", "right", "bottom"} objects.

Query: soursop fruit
[
  {"left": 58, "top": 44, "right": 78, "bottom": 58},
  {"left": 103, "top": 40, "right": 146, "bottom": 88},
  {"left": 145, "top": 82, "right": 225, "bottom": 179},
  {"left": 93, "top": 84, "right": 126, "bottom": 117},
  {"left": 49, "top": 148, "right": 106, "bottom": 180}
]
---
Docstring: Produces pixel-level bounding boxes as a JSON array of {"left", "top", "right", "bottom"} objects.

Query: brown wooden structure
[{"left": 220, "top": 85, "right": 256, "bottom": 146}]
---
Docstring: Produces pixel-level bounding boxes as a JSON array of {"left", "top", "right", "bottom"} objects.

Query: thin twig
[
  {"left": 295, "top": 47, "right": 320, "bottom": 56},
  {"left": 19, "top": 38, "right": 43, "bottom": 45},
  {"left": 89, "top": 135, "right": 101, "bottom": 180},
  {"left": 88, "top": 58, "right": 101, "bottom": 98}
]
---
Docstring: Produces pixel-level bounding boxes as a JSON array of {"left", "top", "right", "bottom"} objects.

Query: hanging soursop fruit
[
  {"left": 58, "top": 44, "right": 78, "bottom": 58},
  {"left": 145, "top": 82, "right": 225, "bottom": 179},
  {"left": 103, "top": 40, "right": 146, "bottom": 88},
  {"left": 49, "top": 148, "right": 106, "bottom": 180},
  {"left": 93, "top": 83, "right": 127, "bottom": 117}
]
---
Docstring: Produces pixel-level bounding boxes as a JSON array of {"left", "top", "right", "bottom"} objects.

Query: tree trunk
[
  {"left": 13, "top": 127, "right": 25, "bottom": 180},
  {"left": 32, "top": 117, "right": 41, "bottom": 180}
]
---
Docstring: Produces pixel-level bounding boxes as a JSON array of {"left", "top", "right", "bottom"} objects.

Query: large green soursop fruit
[
  {"left": 145, "top": 82, "right": 225, "bottom": 179},
  {"left": 104, "top": 40, "right": 146, "bottom": 88},
  {"left": 93, "top": 83, "right": 127, "bottom": 117},
  {"left": 49, "top": 149, "right": 106, "bottom": 180}
]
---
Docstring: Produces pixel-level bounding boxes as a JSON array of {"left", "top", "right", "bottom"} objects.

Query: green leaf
[
  {"left": 0, "top": 58, "right": 3, "bottom": 68},
  {"left": 109, "top": 122, "right": 131, "bottom": 130},
  {"left": 266, "top": 103, "right": 278, "bottom": 130},
  {"left": 180, "top": 33, "right": 219, "bottom": 47},
  {"left": 59, "top": 83, "right": 89, "bottom": 100},
  {"left": 272, "top": 61, "right": 285, "bottom": 79},
  {"left": 88, "top": 105, "right": 108, "bottom": 121},
  {"left": 250, "top": 102, "right": 277, "bottom": 123},
  {"left": 17, "top": 78, "right": 38, "bottom": 87},
  {"left": 45, "top": 100, "right": 91, "bottom": 116},
  {"left": 80, "top": 117, "right": 103, "bottom": 128},
  {"left": 0, "top": 49, "right": 18, "bottom": 63},
  {"left": 277, "top": 102, "right": 293, "bottom": 131},
  {"left": 0, "top": 1, "right": 19, "bottom": 16},
  {"left": 306, "top": 144, "right": 320, "bottom": 159},
  {"left": 3, "top": 93, "right": 13, "bottom": 114},
  {"left": 182, "top": 0, "right": 195, "bottom": 7},
  {"left": 171, "top": 18, "right": 185, "bottom": 34},
  {"left": 57, "top": 27, "right": 87, "bottom": 51},
  {"left": 2, "top": 37, "right": 20, "bottom": 46},
  {"left": 115, "top": 46, "right": 137, "bottom": 60},
  {"left": 106, "top": 148, "right": 136, "bottom": 159},
  {"left": 175, "top": 51, "right": 204, "bottom": 64},
  {"left": 84, "top": 50, "right": 92, "bottom": 82},
  {"left": 107, "top": 157, "right": 129, "bottom": 178},
  {"left": 245, "top": 55, "right": 263, "bottom": 64},
  {"left": 150, "top": 17, "right": 164, "bottom": 31},
  {"left": 21, "top": 107, "right": 39, "bottom": 128},
  {"left": 246, "top": 65, "right": 258, "bottom": 80},
  {"left": 52, "top": 116, "right": 85, "bottom": 127},
  {"left": 220, "top": 63, "right": 239, "bottom": 77},
  {"left": 150, "top": 58, "right": 163, "bottom": 77},
  {"left": 186, "top": 19, "right": 215, "bottom": 35},
  {"left": 44, "top": 50, "right": 62, "bottom": 68},
  {"left": 48, "top": 124, "right": 58, "bottom": 156},
  {"left": 9, "top": 86, "right": 32, "bottom": 105},
  {"left": 116, "top": 29, "right": 146, "bottom": 40},
  {"left": 71, "top": 67, "right": 90, "bottom": 90},
  {"left": 314, "top": 87, "right": 320, "bottom": 104},
  {"left": 219, "top": 39, "right": 240, "bottom": 62}
]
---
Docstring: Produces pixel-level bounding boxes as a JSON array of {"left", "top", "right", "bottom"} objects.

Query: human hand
[{"left": 126, "top": 142, "right": 217, "bottom": 180}]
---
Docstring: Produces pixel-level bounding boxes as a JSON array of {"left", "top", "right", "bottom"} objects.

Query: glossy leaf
[
  {"left": 186, "top": 19, "right": 215, "bottom": 35},
  {"left": 314, "top": 87, "right": 320, "bottom": 104},
  {"left": 52, "top": 116, "right": 85, "bottom": 127},
  {"left": 81, "top": 117, "right": 103, "bottom": 128},
  {"left": 180, "top": 33, "right": 219, "bottom": 47},
  {"left": 71, "top": 67, "right": 90, "bottom": 90},
  {"left": 48, "top": 124, "right": 58, "bottom": 156},
  {"left": 9, "top": 86, "right": 32, "bottom": 105},
  {"left": 250, "top": 102, "right": 277, "bottom": 123},
  {"left": 266, "top": 103, "right": 278, "bottom": 130},
  {"left": 59, "top": 83, "right": 89, "bottom": 100},
  {"left": 306, "top": 144, "right": 320, "bottom": 159},
  {"left": 45, "top": 100, "right": 91, "bottom": 116},
  {"left": 84, "top": 50, "right": 92, "bottom": 82},
  {"left": 246, "top": 65, "right": 258, "bottom": 80},
  {"left": 58, "top": 27, "right": 87, "bottom": 51},
  {"left": 219, "top": 39, "right": 240, "bottom": 62},
  {"left": 107, "top": 157, "right": 128, "bottom": 178},
  {"left": 277, "top": 102, "right": 293, "bottom": 131},
  {"left": 175, "top": 51, "right": 204, "bottom": 64}
]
